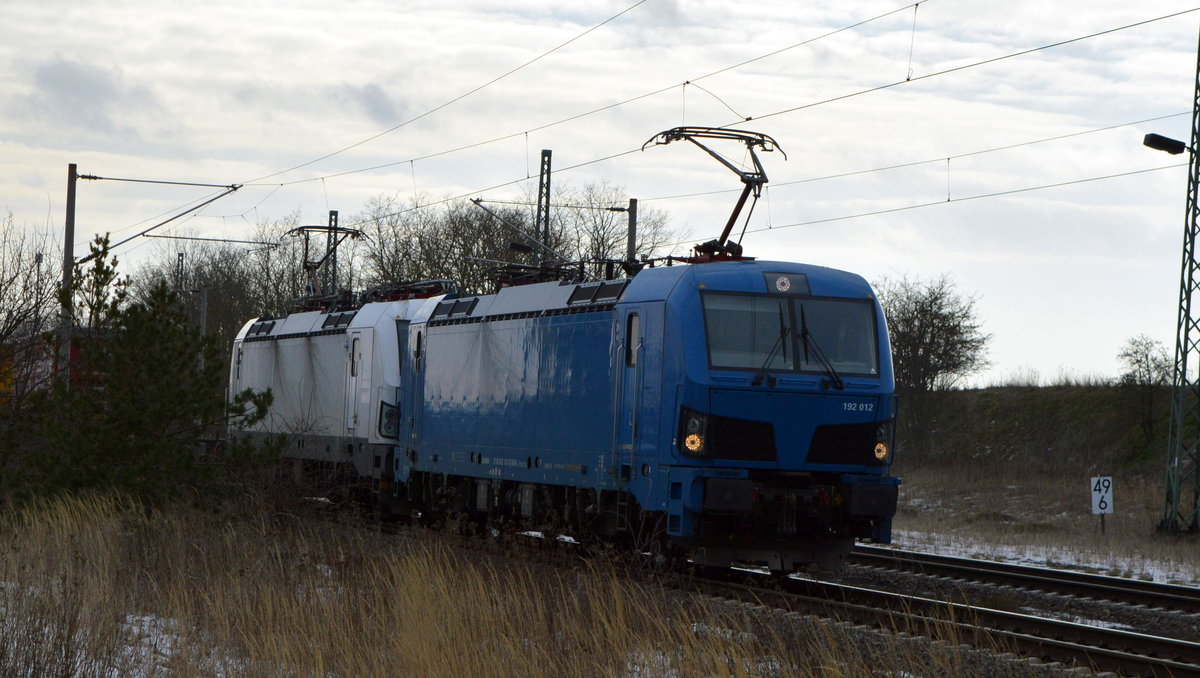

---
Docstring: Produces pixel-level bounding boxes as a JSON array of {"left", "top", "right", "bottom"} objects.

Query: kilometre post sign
[{"left": 1091, "top": 476, "right": 1113, "bottom": 515}]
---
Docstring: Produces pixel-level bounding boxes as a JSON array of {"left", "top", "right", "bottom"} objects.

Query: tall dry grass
[{"left": 0, "top": 494, "right": 1036, "bottom": 677}]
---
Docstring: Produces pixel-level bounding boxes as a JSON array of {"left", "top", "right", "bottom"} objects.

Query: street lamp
[{"left": 1144, "top": 133, "right": 1190, "bottom": 156}]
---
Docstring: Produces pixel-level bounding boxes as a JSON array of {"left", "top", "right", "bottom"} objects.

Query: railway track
[
  {"left": 474, "top": 530, "right": 1200, "bottom": 676},
  {"left": 683, "top": 564, "right": 1200, "bottom": 677},
  {"left": 850, "top": 544, "right": 1200, "bottom": 614}
]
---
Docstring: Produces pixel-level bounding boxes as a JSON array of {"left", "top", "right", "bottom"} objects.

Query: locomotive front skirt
[{"left": 230, "top": 259, "right": 900, "bottom": 572}]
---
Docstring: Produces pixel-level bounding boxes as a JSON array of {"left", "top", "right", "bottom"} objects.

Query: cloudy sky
[{"left": 3, "top": 0, "right": 1199, "bottom": 384}]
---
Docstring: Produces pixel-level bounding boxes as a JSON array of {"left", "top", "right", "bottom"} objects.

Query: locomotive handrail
[{"left": 631, "top": 336, "right": 645, "bottom": 474}]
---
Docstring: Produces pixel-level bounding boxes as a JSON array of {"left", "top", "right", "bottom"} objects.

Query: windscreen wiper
[
  {"left": 800, "top": 306, "right": 844, "bottom": 390},
  {"left": 752, "top": 314, "right": 791, "bottom": 387}
]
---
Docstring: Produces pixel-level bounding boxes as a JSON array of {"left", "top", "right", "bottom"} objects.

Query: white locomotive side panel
[{"left": 238, "top": 332, "right": 350, "bottom": 440}]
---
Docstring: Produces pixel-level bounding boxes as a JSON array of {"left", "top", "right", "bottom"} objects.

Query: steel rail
[
  {"left": 851, "top": 544, "right": 1200, "bottom": 614},
  {"left": 693, "top": 567, "right": 1200, "bottom": 677}
]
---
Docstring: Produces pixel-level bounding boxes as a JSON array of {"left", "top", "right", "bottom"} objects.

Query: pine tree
[{"left": 6, "top": 235, "right": 270, "bottom": 503}]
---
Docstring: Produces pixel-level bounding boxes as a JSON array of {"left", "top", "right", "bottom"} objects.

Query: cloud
[
  {"left": 344, "top": 83, "right": 402, "bottom": 126},
  {"left": 16, "top": 56, "right": 155, "bottom": 143}
]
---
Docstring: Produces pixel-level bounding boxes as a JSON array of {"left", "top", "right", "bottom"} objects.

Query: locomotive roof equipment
[
  {"left": 643, "top": 126, "right": 785, "bottom": 263},
  {"left": 285, "top": 210, "right": 364, "bottom": 306}
]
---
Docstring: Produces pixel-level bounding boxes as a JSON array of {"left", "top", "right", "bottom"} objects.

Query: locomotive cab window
[
  {"left": 702, "top": 295, "right": 791, "bottom": 370},
  {"left": 702, "top": 292, "right": 878, "bottom": 376},
  {"left": 796, "top": 299, "right": 877, "bottom": 375}
]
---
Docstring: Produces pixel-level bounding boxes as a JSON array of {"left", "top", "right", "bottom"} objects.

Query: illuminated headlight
[
  {"left": 873, "top": 442, "right": 889, "bottom": 461},
  {"left": 678, "top": 407, "right": 709, "bottom": 457}
]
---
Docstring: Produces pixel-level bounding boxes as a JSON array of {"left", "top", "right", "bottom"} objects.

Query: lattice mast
[
  {"left": 1162, "top": 24, "right": 1200, "bottom": 533},
  {"left": 535, "top": 149, "right": 552, "bottom": 268}
]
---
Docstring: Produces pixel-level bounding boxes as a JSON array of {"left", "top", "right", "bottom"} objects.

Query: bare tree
[
  {"left": 874, "top": 274, "right": 990, "bottom": 455},
  {"left": 245, "top": 211, "right": 307, "bottom": 316},
  {"left": 353, "top": 193, "right": 444, "bottom": 285},
  {"left": 126, "top": 211, "right": 309, "bottom": 353},
  {"left": 1118, "top": 333, "right": 1171, "bottom": 444},
  {"left": 0, "top": 213, "right": 59, "bottom": 419},
  {"left": 352, "top": 194, "right": 539, "bottom": 293},
  {"left": 131, "top": 240, "right": 261, "bottom": 350},
  {"left": 552, "top": 179, "right": 677, "bottom": 276},
  {"left": 352, "top": 181, "right": 679, "bottom": 294}
]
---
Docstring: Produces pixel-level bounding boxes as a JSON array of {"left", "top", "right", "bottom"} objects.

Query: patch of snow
[{"left": 890, "top": 529, "right": 1200, "bottom": 587}]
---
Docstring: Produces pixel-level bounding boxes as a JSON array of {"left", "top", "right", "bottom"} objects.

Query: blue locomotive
[
  {"left": 230, "top": 259, "right": 898, "bottom": 571},
  {"left": 229, "top": 127, "right": 899, "bottom": 572}
]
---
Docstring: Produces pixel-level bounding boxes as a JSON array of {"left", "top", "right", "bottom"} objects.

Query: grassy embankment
[
  {"left": 0, "top": 495, "right": 1028, "bottom": 677},
  {"left": 3, "top": 382, "right": 1198, "bottom": 675},
  {"left": 894, "top": 383, "right": 1200, "bottom": 583}
]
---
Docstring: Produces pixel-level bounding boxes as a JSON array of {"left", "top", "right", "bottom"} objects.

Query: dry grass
[
  {"left": 895, "top": 462, "right": 1200, "bottom": 584},
  {"left": 0, "top": 494, "right": 1036, "bottom": 677}
]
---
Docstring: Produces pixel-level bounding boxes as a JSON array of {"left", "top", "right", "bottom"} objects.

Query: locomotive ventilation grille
[
  {"left": 427, "top": 303, "right": 617, "bottom": 327},
  {"left": 709, "top": 414, "right": 776, "bottom": 461}
]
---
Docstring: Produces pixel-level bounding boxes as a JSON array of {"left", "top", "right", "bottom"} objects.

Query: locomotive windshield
[{"left": 702, "top": 292, "right": 878, "bottom": 376}]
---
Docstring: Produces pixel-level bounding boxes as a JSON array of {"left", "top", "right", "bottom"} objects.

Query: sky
[{"left": 3, "top": 0, "right": 1199, "bottom": 385}]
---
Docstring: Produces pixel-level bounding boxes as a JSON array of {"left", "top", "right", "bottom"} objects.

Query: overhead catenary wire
[
  {"left": 243, "top": 1, "right": 929, "bottom": 188},
  {"left": 243, "top": 0, "right": 650, "bottom": 185},
  {"left": 144, "top": 234, "right": 279, "bottom": 247},
  {"left": 642, "top": 111, "right": 1192, "bottom": 202},
  {"left": 339, "top": 148, "right": 642, "bottom": 230},
  {"left": 248, "top": 2, "right": 1198, "bottom": 218},
  {"left": 475, "top": 198, "right": 631, "bottom": 212},
  {"left": 339, "top": 106, "right": 1190, "bottom": 234},
  {"left": 117, "top": 4, "right": 1197, "bottom": 259},
  {"left": 657, "top": 162, "right": 1189, "bottom": 250},
  {"left": 78, "top": 186, "right": 242, "bottom": 265},
  {"left": 718, "top": 6, "right": 1200, "bottom": 128}
]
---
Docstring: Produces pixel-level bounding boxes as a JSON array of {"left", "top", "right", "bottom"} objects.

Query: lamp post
[{"left": 1144, "top": 125, "right": 1200, "bottom": 532}]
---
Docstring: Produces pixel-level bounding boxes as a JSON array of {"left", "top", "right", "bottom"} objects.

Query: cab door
[
  {"left": 615, "top": 308, "right": 644, "bottom": 481},
  {"left": 346, "top": 331, "right": 364, "bottom": 435}
]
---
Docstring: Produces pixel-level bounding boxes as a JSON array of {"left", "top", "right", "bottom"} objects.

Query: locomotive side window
[
  {"left": 625, "top": 314, "right": 640, "bottom": 368},
  {"left": 350, "top": 338, "right": 361, "bottom": 377}
]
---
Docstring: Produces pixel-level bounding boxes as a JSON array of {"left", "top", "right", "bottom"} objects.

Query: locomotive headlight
[
  {"left": 873, "top": 418, "right": 896, "bottom": 465},
  {"left": 678, "top": 407, "right": 709, "bottom": 457},
  {"left": 873, "top": 442, "right": 889, "bottom": 461}
]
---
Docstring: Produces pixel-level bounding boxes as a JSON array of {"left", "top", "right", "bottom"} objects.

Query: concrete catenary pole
[{"left": 59, "top": 163, "right": 77, "bottom": 383}]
